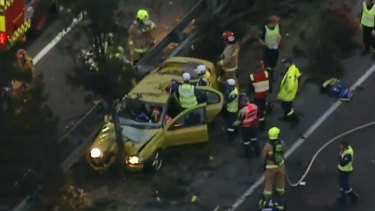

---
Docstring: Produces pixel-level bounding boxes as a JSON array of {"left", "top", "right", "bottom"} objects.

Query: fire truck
[{"left": 0, "top": 0, "right": 56, "bottom": 50}]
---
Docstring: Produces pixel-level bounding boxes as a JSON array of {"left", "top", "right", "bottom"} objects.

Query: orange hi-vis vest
[
  {"left": 250, "top": 70, "right": 269, "bottom": 99},
  {"left": 240, "top": 104, "right": 259, "bottom": 128}
]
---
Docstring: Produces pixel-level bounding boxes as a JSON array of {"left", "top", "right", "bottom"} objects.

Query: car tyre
[{"left": 146, "top": 150, "right": 163, "bottom": 172}]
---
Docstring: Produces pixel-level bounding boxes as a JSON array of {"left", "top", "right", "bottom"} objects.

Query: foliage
[
  {"left": 307, "top": 3, "right": 360, "bottom": 77},
  {"left": 59, "top": 0, "right": 135, "bottom": 101}
]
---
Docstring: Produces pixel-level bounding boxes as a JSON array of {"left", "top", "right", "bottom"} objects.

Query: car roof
[{"left": 127, "top": 73, "right": 180, "bottom": 104}]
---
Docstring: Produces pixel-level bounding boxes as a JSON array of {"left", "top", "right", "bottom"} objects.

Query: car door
[
  {"left": 195, "top": 87, "right": 224, "bottom": 123},
  {"left": 164, "top": 104, "right": 209, "bottom": 147}
]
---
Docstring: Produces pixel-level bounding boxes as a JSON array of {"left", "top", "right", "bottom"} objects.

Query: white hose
[{"left": 287, "top": 121, "right": 375, "bottom": 187}]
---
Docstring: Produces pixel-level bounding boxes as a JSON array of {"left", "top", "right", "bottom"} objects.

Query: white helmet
[
  {"left": 194, "top": 64, "right": 206, "bottom": 75},
  {"left": 182, "top": 72, "right": 191, "bottom": 81},
  {"left": 226, "top": 78, "right": 236, "bottom": 86}
]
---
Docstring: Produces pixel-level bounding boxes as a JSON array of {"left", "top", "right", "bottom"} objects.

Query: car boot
[{"left": 348, "top": 190, "right": 359, "bottom": 203}]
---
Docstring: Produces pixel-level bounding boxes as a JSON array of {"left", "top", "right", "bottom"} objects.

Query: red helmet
[{"left": 222, "top": 31, "right": 235, "bottom": 43}]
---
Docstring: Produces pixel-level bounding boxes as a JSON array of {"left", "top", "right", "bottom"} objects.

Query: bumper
[{"left": 87, "top": 154, "right": 145, "bottom": 172}]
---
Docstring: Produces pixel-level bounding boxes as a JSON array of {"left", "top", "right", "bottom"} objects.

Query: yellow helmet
[
  {"left": 268, "top": 127, "right": 280, "bottom": 140},
  {"left": 136, "top": 9, "right": 149, "bottom": 21}
]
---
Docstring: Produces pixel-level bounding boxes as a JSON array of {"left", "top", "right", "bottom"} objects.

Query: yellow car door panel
[
  {"left": 195, "top": 87, "right": 224, "bottom": 123},
  {"left": 164, "top": 104, "right": 209, "bottom": 147}
]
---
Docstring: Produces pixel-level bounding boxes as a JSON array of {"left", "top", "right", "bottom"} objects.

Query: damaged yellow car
[{"left": 87, "top": 57, "right": 223, "bottom": 172}]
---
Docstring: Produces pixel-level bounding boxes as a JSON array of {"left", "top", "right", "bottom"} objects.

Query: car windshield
[{"left": 118, "top": 98, "right": 165, "bottom": 129}]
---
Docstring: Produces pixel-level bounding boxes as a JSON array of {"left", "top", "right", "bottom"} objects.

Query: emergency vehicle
[{"left": 0, "top": 0, "right": 56, "bottom": 50}]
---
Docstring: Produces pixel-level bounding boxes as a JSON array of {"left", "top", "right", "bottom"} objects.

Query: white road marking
[
  {"left": 33, "top": 12, "right": 84, "bottom": 65},
  {"left": 230, "top": 64, "right": 375, "bottom": 210}
]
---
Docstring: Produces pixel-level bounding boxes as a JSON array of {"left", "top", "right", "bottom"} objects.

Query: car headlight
[
  {"left": 90, "top": 148, "right": 102, "bottom": 158},
  {"left": 127, "top": 155, "right": 142, "bottom": 165}
]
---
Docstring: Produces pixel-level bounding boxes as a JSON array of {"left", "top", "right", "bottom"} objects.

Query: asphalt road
[{"left": 23, "top": 1, "right": 375, "bottom": 211}]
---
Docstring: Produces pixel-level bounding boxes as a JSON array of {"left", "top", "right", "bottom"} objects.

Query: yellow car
[{"left": 87, "top": 57, "right": 224, "bottom": 172}]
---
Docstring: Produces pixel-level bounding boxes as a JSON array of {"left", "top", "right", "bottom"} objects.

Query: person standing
[
  {"left": 225, "top": 78, "right": 239, "bottom": 142},
  {"left": 249, "top": 60, "right": 270, "bottom": 131},
  {"left": 277, "top": 57, "right": 301, "bottom": 127},
  {"left": 360, "top": 0, "right": 375, "bottom": 57},
  {"left": 177, "top": 72, "right": 198, "bottom": 109},
  {"left": 218, "top": 31, "right": 240, "bottom": 82},
  {"left": 337, "top": 140, "right": 359, "bottom": 204},
  {"left": 259, "top": 127, "right": 285, "bottom": 210},
  {"left": 259, "top": 16, "right": 281, "bottom": 84},
  {"left": 194, "top": 64, "right": 211, "bottom": 86},
  {"left": 233, "top": 93, "right": 259, "bottom": 158},
  {"left": 128, "top": 9, "right": 156, "bottom": 65}
]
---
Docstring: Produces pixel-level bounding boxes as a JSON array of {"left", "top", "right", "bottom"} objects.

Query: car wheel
[{"left": 146, "top": 150, "right": 163, "bottom": 172}]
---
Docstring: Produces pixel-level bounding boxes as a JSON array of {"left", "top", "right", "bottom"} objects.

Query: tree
[{"left": 59, "top": 0, "right": 136, "bottom": 176}]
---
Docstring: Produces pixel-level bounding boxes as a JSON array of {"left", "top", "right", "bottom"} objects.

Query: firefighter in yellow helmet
[
  {"left": 128, "top": 9, "right": 156, "bottom": 65},
  {"left": 259, "top": 127, "right": 286, "bottom": 209}
]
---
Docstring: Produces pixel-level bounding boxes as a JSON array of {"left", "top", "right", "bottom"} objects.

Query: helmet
[
  {"left": 136, "top": 9, "right": 149, "bottom": 21},
  {"left": 269, "top": 15, "right": 280, "bottom": 24},
  {"left": 239, "top": 93, "right": 249, "bottom": 107},
  {"left": 226, "top": 78, "right": 236, "bottom": 86},
  {"left": 222, "top": 31, "right": 235, "bottom": 43},
  {"left": 194, "top": 65, "right": 206, "bottom": 75},
  {"left": 268, "top": 127, "right": 280, "bottom": 140},
  {"left": 182, "top": 72, "right": 191, "bottom": 81}
]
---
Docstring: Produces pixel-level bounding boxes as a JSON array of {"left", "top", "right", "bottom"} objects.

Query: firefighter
[
  {"left": 259, "top": 127, "right": 285, "bottom": 209},
  {"left": 337, "top": 140, "right": 359, "bottom": 205},
  {"left": 259, "top": 16, "right": 281, "bottom": 85},
  {"left": 233, "top": 93, "right": 259, "bottom": 158},
  {"left": 277, "top": 57, "right": 301, "bottom": 127},
  {"left": 177, "top": 72, "right": 198, "bottom": 109},
  {"left": 217, "top": 31, "right": 240, "bottom": 82},
  {"left": 225, "top": 78, "right": 239, "bottom": 142},
  {"left": 16, "top": 49, "right": 34, "bottom": 74},
  {"left": 128, "top": 9, "right": 156, "bottom": 65},
  {"left": 360, "top": 0, "right": 375, "bottom": 57},
  {"left": 194, "top": 64, "right": 211, "bottom": 86},
  {"left": 249, "top": 61, "right": 270, "bottom": 131}
]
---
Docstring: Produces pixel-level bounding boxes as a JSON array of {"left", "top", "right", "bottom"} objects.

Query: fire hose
[{"left": 286, "top": 121, "right": 375, "bottom": 187}]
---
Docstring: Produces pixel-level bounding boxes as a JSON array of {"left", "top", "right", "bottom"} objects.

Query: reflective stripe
[
  {"left": 223, "top": 65, "right": 238, "bottom": 72},
  {"left": 286, "top": 108, "right": 294, "bottom": 116},
  {"left": 178, "top": 84, "right": 197, "bottom": 108},
  {"left": 265, "top": 25, "right": 280, "bottom": 49},
  {"left": 227, "top": 128, "right": 235, "bottom": 132},
  {"left": 227, "top": 88, "right": 239, "bottom": 112},
  {"left": 133, "top": 47, "right": 148, "bottom": 53},
  {"left": 361, "top": 2, "right": 375, "bottom": 27},
  {"left": 266, "top": 160, "right": 284, "bottom": 169},
  {"left": 253, "top": 80, "right": 270, "bottom": 93},
  {"left": 338, "top": 146, "right": 354, "bottom": 172},
  {"left": 0, "top": 16, "right": 5, "bottom": 32},
  {"left": 345, "top": 188, "right": 353, "bottom": 193}
]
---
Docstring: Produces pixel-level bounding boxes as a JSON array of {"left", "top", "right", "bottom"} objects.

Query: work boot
[
  {"left": 290, "top": 114, "right": 300, "bottom": 128},
  {"left": 361, "top": 48, "right": 369, "bottom": 56},
  {"left": 348, "top": 190, "right": 359, "bottom": 203},
  {"left": 336, "top": 193, "right": 348, "bottom": 205}
]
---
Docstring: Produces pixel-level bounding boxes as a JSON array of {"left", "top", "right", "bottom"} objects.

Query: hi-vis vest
[
  {"left": 250, "top": 71, "right": 269, "bottom": 99},
  {"left": 264, "top": 25, "right": 281, "bottom": 49},
  {"left": 227, "top": 87, "right": 239, "bottom": 113},
  {"left": 277, "top": 64, "right": 301, "bottom": 102},
  {"left": 197, "top": 71, "right": 211, "bottom": 86},
  {"left": 239, "top": 104, "right": 258, "bottom": 128},
  {"left": 361, "top": 2, "right": 375, "bottom": 27},
  {"left": 266, "top": 140, "right": 284, "bottom": 169},
  {"left": 338, "top": 146, "right": 354, "bottom": 172},
  {"left": 178, "top": 83, "right": 198, "bottom": 108}
]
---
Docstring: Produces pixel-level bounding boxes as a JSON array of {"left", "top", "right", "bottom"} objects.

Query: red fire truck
[{"left": 0, "top": 0, "right": 56, "bottom": 50}]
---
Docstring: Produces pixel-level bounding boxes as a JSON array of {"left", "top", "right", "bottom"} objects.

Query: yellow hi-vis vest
[
  {"left": 178, "top": 83, "right": 198, "bottom": 108},
  {"left": 265, "top": 25, "right": 280, "bottom": 49},
  {"left": 227, "top": 87, "right": 239, "bottom": 113},
  {"left": 277, "top": 64, "right": 301, "bottom": 102},
  {"left": 361, "top": 2, "right": 375, "bottom": 27},
  {"left": 338, "top": 146, "right": 354, "bottom": 172}
]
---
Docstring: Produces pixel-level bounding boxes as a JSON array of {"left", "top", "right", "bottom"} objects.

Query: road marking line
[
  {"left": 33, "top": 12, "right": 84, "bottom": 65},
  {"left": 230, "top": 64, "right": 375, "bottom": 210}
]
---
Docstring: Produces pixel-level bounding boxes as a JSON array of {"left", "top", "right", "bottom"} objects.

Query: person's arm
[
  {"left": 233, "top": 110, "right": 244, "bottom": 126},
  {"left": 258, "top": 27, "right": 266, "bottom": 46},
  {"left": 338, "top": 154, "right": 352, "bottom": 166},
  {"left": 227, "top": 93, "right": 238, "bottom": 103},
  {"left": 262, "top": 143, "right": 270, "bottom": 160}
]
